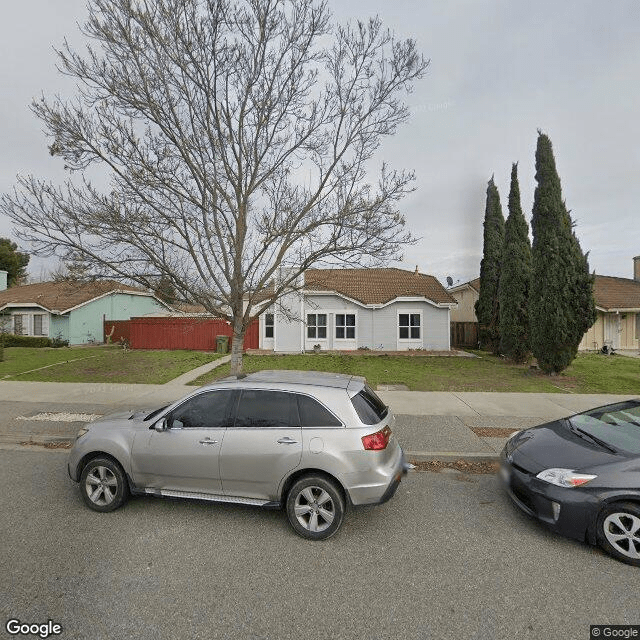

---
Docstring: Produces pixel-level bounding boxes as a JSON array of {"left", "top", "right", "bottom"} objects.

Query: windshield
[
  {"left": 568, "top": 401, "right": 640, "bottom": 454},
  {"left": 144, "top": 405, "right": 169, "bottom": 422}
]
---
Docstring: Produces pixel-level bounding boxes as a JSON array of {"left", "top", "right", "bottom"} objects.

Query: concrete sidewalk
[{"left": 1, "top": 369, "right": 636, "bottom": 460}]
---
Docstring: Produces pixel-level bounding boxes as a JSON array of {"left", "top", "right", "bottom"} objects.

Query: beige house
[
  {"left": 579, "top": 257, "right": 640, "bottom": 352},
  {"left": 449, "top": 257, "right": 640, "bottom": 353},
  {"left": 448, "top": 278, "right": 480, "bottom": 322}
]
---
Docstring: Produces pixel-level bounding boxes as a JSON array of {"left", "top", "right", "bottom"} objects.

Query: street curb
[
  {"left": 406, "top": 451, "right": 499, "bottom": 463},
  {"left": 0, "top": 434, "right": 74, "bottom": 448},
  {"left": 0, "top": 443, "right": 70, "bottom": 452}
]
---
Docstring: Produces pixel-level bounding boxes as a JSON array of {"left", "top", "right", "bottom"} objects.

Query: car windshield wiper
[{"left": 567, "top": 421, "right": 618, "bottom": 454}]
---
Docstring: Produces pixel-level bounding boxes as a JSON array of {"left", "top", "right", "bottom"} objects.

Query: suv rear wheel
[{"left": 286, "top": 475, "right": 345, "bottom": 540}]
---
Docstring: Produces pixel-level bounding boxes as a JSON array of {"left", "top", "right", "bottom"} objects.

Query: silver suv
[{"left": 68, "top": 370, "right": 410, "bottom": 539}]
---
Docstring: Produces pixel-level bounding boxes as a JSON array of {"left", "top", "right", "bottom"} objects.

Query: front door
[
  {"left": 604, "top": 314, "right": 621, "bottom": 350},
  {"left": 220, "top": 389, "right": 302, "bottom": 500},
  {"left": 131, "top": 389, "right": 234, "bottom": 494}
]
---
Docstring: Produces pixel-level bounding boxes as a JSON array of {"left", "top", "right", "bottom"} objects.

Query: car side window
[
  {"left": 296, "top": 394, "right": 342, "bottom": 427},
  {"left": 233, "top": 390, "right": 293, "bottom": 428},
  {"left": 169, "top": 390, "right": 233, "bottom": 429}
]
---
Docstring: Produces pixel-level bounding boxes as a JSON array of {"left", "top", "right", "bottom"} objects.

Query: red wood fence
[
  {"left": 105, "top": 317, "right": 259, "bottom": 351},
  {"left": 103, "top": 319, "right": 131, "bottom": 344}
]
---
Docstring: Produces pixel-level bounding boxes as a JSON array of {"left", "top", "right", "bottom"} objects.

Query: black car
[{"left": 500, "top": 399, "right": 640, "bottom": 566}]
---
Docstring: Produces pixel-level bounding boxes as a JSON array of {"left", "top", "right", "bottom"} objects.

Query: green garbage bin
[{"left": 216, "top": 335, "right": 229, "bottom": 354}]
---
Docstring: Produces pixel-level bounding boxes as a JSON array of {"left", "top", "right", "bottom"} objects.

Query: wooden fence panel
[
  {"left": 126, "top": 317, "right": 259, "bottom": 351},
  {"left": 103, "top": 319, "right": 131, "bottom": 344},
  {"left": 450, "top": 322, "right": 478, "bottom": 349}
]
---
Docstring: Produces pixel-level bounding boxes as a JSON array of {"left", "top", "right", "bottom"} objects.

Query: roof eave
[
  {"left": 598, "top": 306, "right": 640, "bottom": 313},
  {"left": 0, "top": 302, "right": 53, "bottom": 313},
  {"left": 60, "top": 289, "right": 162, "bottom": 314}
]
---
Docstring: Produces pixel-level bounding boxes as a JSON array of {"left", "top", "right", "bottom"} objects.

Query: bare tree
[{"left": 1, "top": 0, "right": 427, "bottom": 373}]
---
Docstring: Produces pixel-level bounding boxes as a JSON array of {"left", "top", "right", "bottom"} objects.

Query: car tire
[
  {"left": 596, "top": 502, "right": 640, "bottom": 566},
  {"left": 286, "top": 475, "right": 345, "bottom": 540},
  {"left": 79, "top": 457, "right": 129, "bottom": 513}
]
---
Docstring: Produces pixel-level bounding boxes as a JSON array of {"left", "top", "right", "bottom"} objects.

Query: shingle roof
[
  {"left": 468, "top": 278, "right": 480, "bottom": 292},
  {"left": 594, "top": 275, "right": 640, "bottom": 311},
  {"left": 447, "top": 277, "right": 480, "bottom": 294},
  {"left": 0, "top": 280, "right": 154, "bottom": 313},
  {"left": 305, "top": 268, "right": 456, "bottom": 305}
]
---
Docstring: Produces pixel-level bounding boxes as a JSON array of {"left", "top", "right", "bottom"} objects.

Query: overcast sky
[{"left": 1, "top": 0, "right": 638, "bottom": 285}]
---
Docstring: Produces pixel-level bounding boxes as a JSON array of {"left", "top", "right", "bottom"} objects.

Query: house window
[
  {"left": 264, "top": 313, "right": 274, "bottom": 339},
  {"left": 13, "top": 314, "right": 25, "bottom": 335},
  {"left": 399, "top": 313, "right": 421, "bottom": 340},
  {"left": 33, "top": 315, "right": 45, "bottom": 336},
  {"left": 335, "top": 314, "right": 355, "bottom": 339},
  {"left": 307, "top": 314, "right": 327, "bottom": 339}
]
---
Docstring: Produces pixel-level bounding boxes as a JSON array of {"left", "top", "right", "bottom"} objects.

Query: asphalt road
[{"left": 1, "top": 449, "right": 638, "bottom": 640}]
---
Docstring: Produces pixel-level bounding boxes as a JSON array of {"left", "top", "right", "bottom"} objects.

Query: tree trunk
[{"left": 229, "top": 317, "right": 245, "bottom": 376}]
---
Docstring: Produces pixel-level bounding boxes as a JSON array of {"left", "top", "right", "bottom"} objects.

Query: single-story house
[
  {"left": 579, "top": 257, "right": 640, "bottom": 351},
  {"left": 259, "top": 267, "right": 457, "bottom": 352},
  {"left": 0, "top": 276, "right": 171, "bottom": 345},
  {"left": 448, "top": 278, "right": 480, "bottom": 323}
]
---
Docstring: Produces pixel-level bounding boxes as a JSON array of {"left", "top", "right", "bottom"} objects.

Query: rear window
[{"left": 351, "top": 385, "right": 388, "bottom": 425}]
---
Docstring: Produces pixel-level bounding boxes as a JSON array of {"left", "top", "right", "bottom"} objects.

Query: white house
[{"left": 258, "top": 267, "right": 457, "bottom": 352}]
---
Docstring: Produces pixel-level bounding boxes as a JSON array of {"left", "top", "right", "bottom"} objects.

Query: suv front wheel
[
  {"left": 80, "top": 457, "right": 129, "bottom": 512},
  {"left": 286, "top": 475, "right": 345, "bottom": 540}
]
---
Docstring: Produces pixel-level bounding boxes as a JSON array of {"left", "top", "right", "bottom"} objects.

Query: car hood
[
  {"left": 507, "top": 419, "right": 622, "bottom": 474},
  {"left": 87, "top": 408, "right": 154, "bottom": 429}
]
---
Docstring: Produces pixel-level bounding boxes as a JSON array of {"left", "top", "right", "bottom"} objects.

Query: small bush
[
  {"left": 51, "top": 334, "right": 70, "bottom": 348},
  {"left": 2, "top": 334, "right": 52, "bottom": 348}
]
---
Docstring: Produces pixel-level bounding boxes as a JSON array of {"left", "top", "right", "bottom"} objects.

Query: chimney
[
  {"left": 414, "top": 265, "right": 419, "bottom": 275},
  {"left": 0, "top": 270, "right": 7, "bottom": 291},
  {"left": 634, "top": 256, "right": 640, "bottom": 282}
]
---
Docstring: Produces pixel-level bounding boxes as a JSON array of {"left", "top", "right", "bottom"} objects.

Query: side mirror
[{"left": 153, "top": 418, "right": 168, "bottom": 432}]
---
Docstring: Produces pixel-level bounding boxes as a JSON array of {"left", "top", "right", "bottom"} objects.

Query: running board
[{"left": 144, "top": 487, "right": 273, "bottom": 507}]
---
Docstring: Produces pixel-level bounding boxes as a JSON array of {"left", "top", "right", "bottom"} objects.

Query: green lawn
[
  {"left": 190, "top": 351, "right": 640, "bottom": 394},
  {"left": 0, "top": 346, "right": 223, "bottom": 384}
]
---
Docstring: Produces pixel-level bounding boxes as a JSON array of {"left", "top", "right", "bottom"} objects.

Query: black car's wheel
[
  {"left": 80, "top": 457, "right": 129, "bottom": 513},
  {"left": 286, "top": 475, "right": 345, "bottom": 540},
  {"left": 596, "top": 502, "right": 640, "bottom": 566}
]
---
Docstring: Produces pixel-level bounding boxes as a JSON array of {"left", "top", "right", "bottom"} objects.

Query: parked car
[
  {"left": 68, "top": 370, "right": 410, "bottom": 539},
  {"left": 500, "top": 399, "right": 640, "bottom": 565}
]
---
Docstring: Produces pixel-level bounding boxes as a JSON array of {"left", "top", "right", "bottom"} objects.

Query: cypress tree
[
  {"left": 529, "top": 131, "right": 595, "bottom": 373},
  {"left": 569, "top": 231, "right": 597, "bottom": 355},
  {"left": 475, "top": 177, "right": 505, "bottom": 353},
  {"left": 499, "top": 163, "right": 531, "bottom": 362}
]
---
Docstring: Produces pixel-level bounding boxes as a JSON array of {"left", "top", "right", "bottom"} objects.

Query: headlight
[
  {"left": 75, "top": 427, "right": 90, "bottom": 440},
  {"left": 536, "top": 468, "right": 597, "bottom": 488}
]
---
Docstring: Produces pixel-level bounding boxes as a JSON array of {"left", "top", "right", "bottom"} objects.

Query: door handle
[
  {"left": 277, "top": 437, "right": 298, "bottom": 445},
  {"left": 199, "top": 439, "right": 218, "bottom": 445}
]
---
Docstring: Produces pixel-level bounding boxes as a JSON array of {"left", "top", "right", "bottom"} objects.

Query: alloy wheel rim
[
  {"left": 85, "top": 466, "right": 118, "bottom": 506},
  {"left": 603, "top": 512, "right": 640, "bottom": 559},
  {"left": 294, "top": 486, "right": 335, "bottom": 533}
]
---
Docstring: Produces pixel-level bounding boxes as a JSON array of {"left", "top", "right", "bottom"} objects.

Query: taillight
[{"left": 361, "top": 426, "right": 392, "bottom": 450}]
